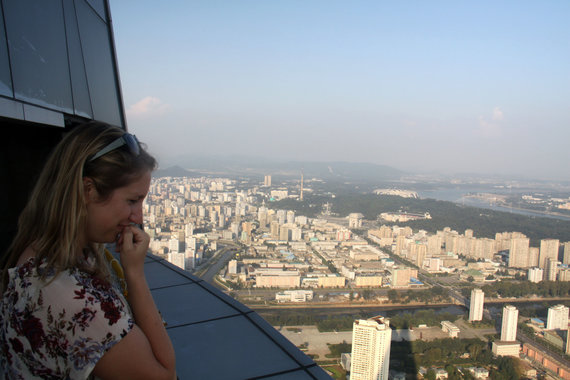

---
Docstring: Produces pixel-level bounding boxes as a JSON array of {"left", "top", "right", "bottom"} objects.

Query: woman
[{"left": 0, "top": 123, "right": 176, "bottom": 379}]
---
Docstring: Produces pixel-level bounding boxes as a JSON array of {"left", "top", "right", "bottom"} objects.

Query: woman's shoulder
[{"left": 15, "top": 245, "right": 37, "bottom": 266}]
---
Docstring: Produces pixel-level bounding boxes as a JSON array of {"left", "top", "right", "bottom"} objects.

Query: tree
[
  {"left": 426, "top": 369, "right": 436, "bottom": 380},
  {"left": 388, "top": 289, "right": 399, "bottom": 302},
  {"left": 362, "top": 289, "right": 373, "bottom": 300}
]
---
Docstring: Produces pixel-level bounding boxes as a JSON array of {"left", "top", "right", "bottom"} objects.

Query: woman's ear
[{"left": 83, "top": 177, "right": 97, "bottom": 203}]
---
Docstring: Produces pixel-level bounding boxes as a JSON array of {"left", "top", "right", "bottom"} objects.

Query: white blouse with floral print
[{"left": 0, "top": 257, "right": 133, "bottom": 379}]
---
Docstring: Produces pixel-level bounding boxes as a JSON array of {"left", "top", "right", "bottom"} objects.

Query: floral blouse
[{"left": 0, "top": 258, "right": 134, "bottom": 379}]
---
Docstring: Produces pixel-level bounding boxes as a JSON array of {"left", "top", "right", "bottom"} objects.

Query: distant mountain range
[{"left": 154, "top": 155, "right": 405, "bottom": 182}]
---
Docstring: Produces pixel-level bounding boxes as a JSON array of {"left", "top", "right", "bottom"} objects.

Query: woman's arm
[{"left": 93, "top": 226, "right": 176, "bottom": 380}]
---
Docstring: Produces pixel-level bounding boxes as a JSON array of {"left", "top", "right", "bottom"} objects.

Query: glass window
[
  {"left": 76, "top": 0, "right": 122, "bottom": 127},
  {"left": 3, "top": 0, "right": 73, "bottom": 113},
  {"left": 0, "top": 5, "right": 13, "bottom": 97},
  {"left": 86, "top": 0, "right": 107, "bottom": 21},
  {"left": 63, "top": 0, "right": 93, "bottom": 118}
]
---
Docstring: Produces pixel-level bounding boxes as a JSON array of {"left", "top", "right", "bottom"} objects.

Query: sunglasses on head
[{"left": 89, "top": 133, "right": 141, "bottom": 162}]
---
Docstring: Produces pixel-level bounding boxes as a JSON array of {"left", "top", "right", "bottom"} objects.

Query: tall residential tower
[
  {"left": 469, "top": 289, "right": 484, "bottom": 322},
  {"left": 350, "top": 316, "right": 392, "bottom": 380},
  {"left": 501, "top": 305, "right": 519, "bottom": 342}
]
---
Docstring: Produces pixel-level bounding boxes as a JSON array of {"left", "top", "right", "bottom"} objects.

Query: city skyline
[{"left": 110, "top": 1, "right": 569, "bottom": 181}]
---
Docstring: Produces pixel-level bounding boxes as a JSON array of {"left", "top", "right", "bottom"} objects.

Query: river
[{"left": 419, "top": 187, "right": 570, "bottom": 221}]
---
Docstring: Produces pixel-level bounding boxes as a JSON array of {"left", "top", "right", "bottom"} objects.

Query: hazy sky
[{"left": 109, "top": 1, "right": 569, "bottom": 180}]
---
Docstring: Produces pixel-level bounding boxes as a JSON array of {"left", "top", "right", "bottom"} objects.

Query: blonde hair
[{"left": 1, "top": 123, "right": 156, "bottom": 292}]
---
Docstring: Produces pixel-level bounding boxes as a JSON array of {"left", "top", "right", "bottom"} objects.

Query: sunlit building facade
[
  {"left": 350, "top": 316, "right": 391, "bottom": 380},
  {"left": 528, "top": 267, "right": 544, "bottom": 283},
  {"left": 500, "top": 305, "right": 519, "bottom": 342},
  {"left": 539, "top": 239, "right": 560, "bottom": 269},
  {"left": 547, "top": 305, "right": 569, "bottom": 330},
  {"left": 469, "top": 288, "right": 484, "bottom": 322}
]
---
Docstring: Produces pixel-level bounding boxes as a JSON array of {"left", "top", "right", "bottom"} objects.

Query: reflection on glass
[
  {"left": 63, "top": 0, "right": 93, "bottom": 118},
  {"left": 86, "top": 0, "right": 107, "bottom": 21},
  {"left": 0, "top": 5, "right": 13, "bottom": 97},
  {"left": 76, "top": 0, "right": 122, "bottom": 126},
  {"left": 4, "top": 0, "right": 73, "bottom": 113}
]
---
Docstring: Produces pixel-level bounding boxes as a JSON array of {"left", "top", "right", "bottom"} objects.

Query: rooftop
[{"left": 142, "top": 253, "right": 330, "bottom": 379}]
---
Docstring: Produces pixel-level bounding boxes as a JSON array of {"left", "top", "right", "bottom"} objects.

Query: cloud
[
  {"left": 476, "top": 106, "right": 504, "bottom": 138},
  {"left": 492, "top": 106, "right": 504, "bottom": 121},
  {"left": 127, "top": 96, "right": 170, "bottom": 117}
]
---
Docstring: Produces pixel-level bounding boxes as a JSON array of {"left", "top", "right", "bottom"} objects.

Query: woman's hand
[
  {"left": 116, "top": 225, "right": 149, "bottom": 275},
  {"left": 95, "top": 224, "right": 176, "bottom": 380}
]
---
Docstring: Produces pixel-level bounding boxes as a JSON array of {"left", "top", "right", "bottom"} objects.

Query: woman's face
[{"left": 84, "top": 171, "right": 151, "bottom": 244}]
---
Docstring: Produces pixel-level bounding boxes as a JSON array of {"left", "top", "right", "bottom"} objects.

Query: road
[
  {"left": 518, "top": 329, "right": 570, "bottom": 369},
  {"left": 197, "top": 243, "right": 240, "bottom": 284}
]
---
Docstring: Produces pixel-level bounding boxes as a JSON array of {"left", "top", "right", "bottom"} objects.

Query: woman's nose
[{"left": 129, "top": 205, "right": 143, "bottom": 224}]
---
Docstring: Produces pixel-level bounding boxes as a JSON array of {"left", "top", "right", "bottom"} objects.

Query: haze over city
[{"left": 110, "top": 1, "right": 570, "bottom": 181}]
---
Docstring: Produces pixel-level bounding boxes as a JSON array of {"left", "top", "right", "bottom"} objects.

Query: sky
[{"left": 109, "top": 1, "right": 570, "bottom": 181}]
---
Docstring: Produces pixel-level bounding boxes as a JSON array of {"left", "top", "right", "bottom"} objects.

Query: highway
[
  {"left": 196, "top": 242, "right": 240, "bottom": 284},
  {"left": 517, "top": 329, "right": 570, "bottom": 370}
]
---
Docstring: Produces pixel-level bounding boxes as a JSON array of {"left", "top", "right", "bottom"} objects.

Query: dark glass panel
[
  {"left": 3, "top": 0, "right": 73, "bottom": 113},
  {"left": 76, "top": 0, "right": 122, "bottom": 126},
  {"left": 0, "top": 5, "right": 13, "bottom": 97},
  {"left": 86, "top": 0, "right": 107, "bottom": 21},
  {"left": 63, "top": 0, "right": 93, "bottom": 118}
]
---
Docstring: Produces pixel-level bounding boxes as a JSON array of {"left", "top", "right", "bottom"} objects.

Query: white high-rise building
[
  {"left": 547, "top": 305, "right": 569, "bottom": 330},
  {"left": 539, "top": 239, "right": 560, "bottom": 269},
  {"left": 169, "top": 237, "right": 180, "bottom": 253},
  {"left": 546, "top": 258, "right": 560, "bottom": 281},
  {"left": 469, "top": 289, "right": 484, "bottom": 322},
  {"left": 528, "top": 267, "right": 544, "bottom": 283},
  {"left": 185, "top": 223, "right": 194, "bottom": 237},
  {"left": 185, "top": 237, "right": 197, "bottom": 270},
  {"left": 508, "top": 237, "right": 530, "bottom": 268},
  {"left": 350, "top": 316, "right": 391, "bottom": 380},
  {"left": 501, "top": 305, "right": 519, "bottom": 342},
  {"left": 167, "top": 252, "right": 185, "bottom": 270}
]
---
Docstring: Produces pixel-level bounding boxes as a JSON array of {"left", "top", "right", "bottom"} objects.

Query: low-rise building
[
  {"left": 318, "top": 274, "right": 346, "bottom": 288},
  {"left": 491, "top": 341, "right": 520, "bottom": 357},
  {"left": 275, "top": 290, "right": 314, "bottom": 302},
  {"left": 441, "top": 321, "right": 460, "bottom": 338},
  {"left": 355, "top": 275, "right": 383, "bottom": 287}
]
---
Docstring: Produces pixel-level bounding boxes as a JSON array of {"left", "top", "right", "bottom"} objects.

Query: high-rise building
[
  {"left": 392, "top": 268, "right": 412, "bottom": 288},
  {"left": 286, "top": 210, "right": 295, "bottom": 224},
  {"left": 563, "top": 242, "right": 570, "bottom": 265},
  {"left": 469, "top": 289, "right": 484, "bottom": 322},
  {"left": 529, "top": 247, "right": 540, "bottom": 268},
  {"left": 528, "top": 267, "right": 544, "bottom": 283},
  {"left": 547, "top": 305, "right": 569, "bottom": 330},
  {"left": 427, "top": 235, "right": 442, "bottom": 255},
  {"left": 539, "top": 239, "right": 560, "bottom": 269},
  {"left": 350, "top": 316, "right": 391, "bottom": 380},
  {"left": 348, "top": 213, "right": 364, "bottom": 228},
  {"left": 546, "top": 258, "right": 560, "bottom": 281},
  {"left": 264, "top": 175, "right": 272, "bottom": 187},
  {"left": 508, "top": 237, "right": 530, "bottom": 268},
  {"left": 501, "top": 305, "right": 519, "bottom": 342},
  {"left": 228, "top": 260, "right": 238, "bottom": 274}
]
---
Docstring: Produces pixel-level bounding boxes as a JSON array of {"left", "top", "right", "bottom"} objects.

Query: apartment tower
[
  {"left": 500, "top": 305, "right": 519, "bottom": 342},
  {"left": 469, "top": 288, "right": 485, "bottom": 322},
  {"left": 350, "top": 316, "right": 392, "bottom": 380},
  {"left": 547, "top": 305, "right": 569, "bottom": 330},
  {"left": 539, "top": 239, "right": 560, "bottom": 269},
  {"left": 508, "top": 237, "right": 530, "bottom": 268},
  {"left": 527, "top": 267, "right": 544, "bottom": 283},
  {"left": 546, "top": 258, "right": 559, "bottom": 281}
]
